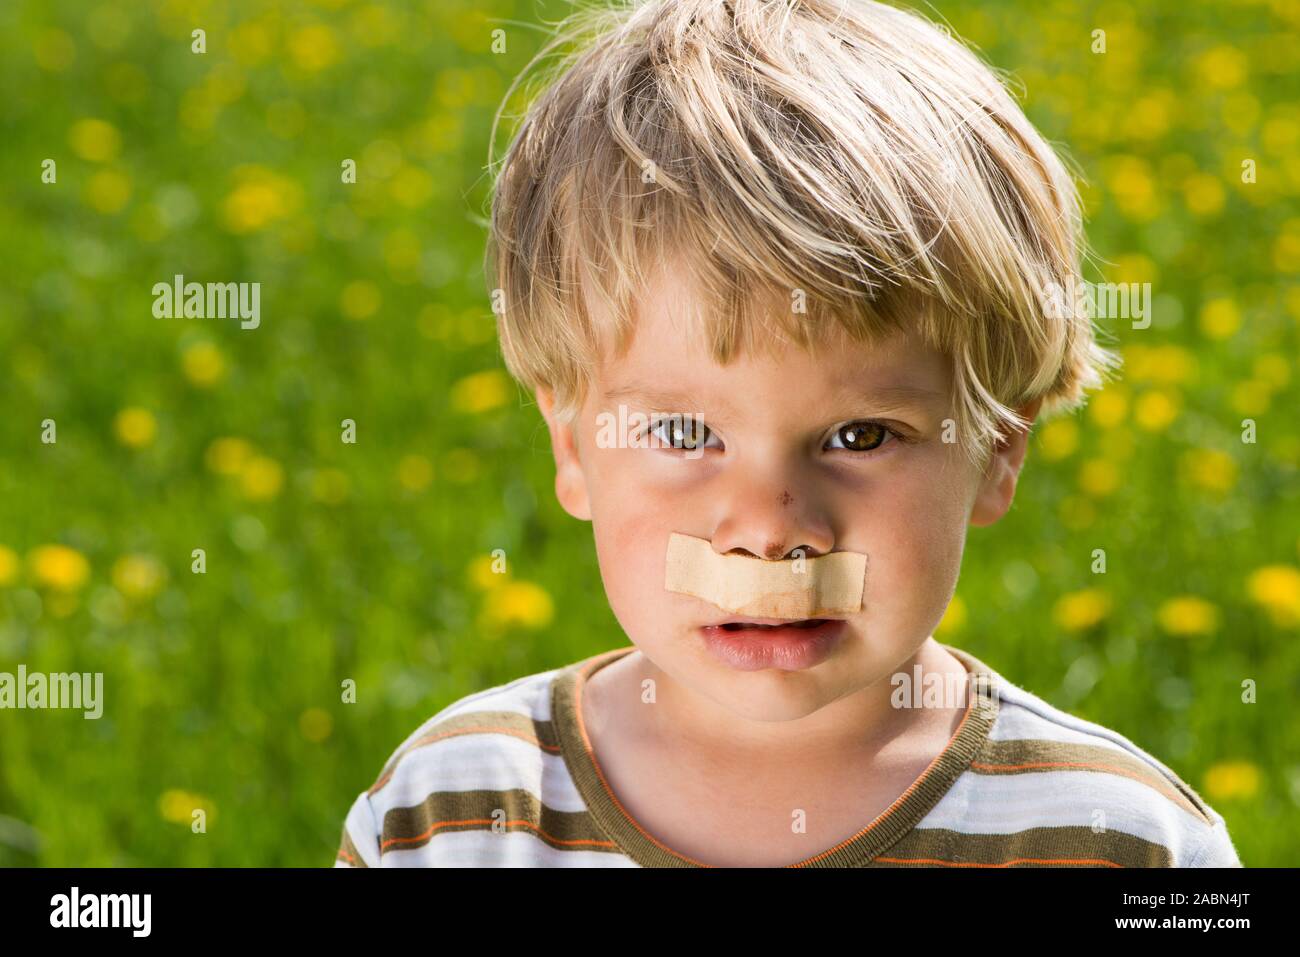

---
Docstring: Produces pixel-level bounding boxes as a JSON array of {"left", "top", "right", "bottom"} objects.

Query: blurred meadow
[{"left": 0, "top": 0, "right": 1296, "bottom": 866}]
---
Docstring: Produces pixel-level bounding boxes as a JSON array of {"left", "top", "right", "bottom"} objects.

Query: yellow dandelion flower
[
  {"left": 1198, "top": 46, "right": 1247, "bottom": 90},
  {"left": 299, "top": 707, "right": 333, "bottom": 743},
  {"left": 288, "top": 24, "right": 339, "bottom": 72},
  {"left": 1146, "top": 345, "right": 1197, "bottom": 385},
  {"left": 1253, "top": 355, "right": 1290, "bottom": 391},
  {"left": 1134, "top": 390, "right": 1180, "bottom": 431},
  {"left": 389, "top": 165, "right": 434, "bottom": 208},
  {"left": 0, "top": 546, "right": 19, "bottom": 586},
  {"left": 1126, "top": 91, "right": 1172, "bottom": 142},
  {"left": 383, "top": 228, "right": 421, "bottom": 278},
  {"left": 340, "top": 280, "right": 382, "bottom": 320},
  {"left": 240, "top": 456, "right": 284, "bottom": 501},
  {"left": 353, "top": 5, "right": 400, "bottom": 47},
  {"left": 68, "top": 118, "right": 121, "bottom": 162},
  {"left": 114, "top": 407, "right": 156, "bottom": 448},
  {"left": 935, "top": 594, "right": 966, "bottom": 635},
  {"left": 85, "top": 169, "right": 132, "bottom": 214},
  {"left": 311, "top": 468, "right": 350, "bottom": 505},
  {"left": 1202, "top": 761, "right": 1260, "bottom": 801},
  {"left": 1105, "top": 156, "right": 1161, "bottom": 222},
  {"left": 158, "top": 789, "right": 216, "bottom": 825},
  {"left": 30, "top": 544, "right": 90, "bottom": 591},
  {"left": 1107, "top": 253, "right": 1158, "bottom": 287},
  {"left": 205, "top": 437, "right": 254, "bottom": 475},
  {"left": 1199, "top": 298, "right": 1241, "bottom": 340},
  {"left": 1053, "top": 588, "right": 1111, "bottom": 631},
  {"left": 1078, "top": 458, "right": 1120, "bottom": 497},
  {"left": 1231, "top": 380, "right": 1272, "bottom": 416},
  {"left": 479, "top": 581, "right": 554, "bottom": 631},
  {"left": 1089, "top": 388, "right": 1129, "bottom": 429},
  {"left": 1156, "top": 595, "right": 1220, "bottom": 636},
  {"left": 230, "top": 20, "right": 274, "bottom": 67},
  {"left": 450, "top": 369, "right": 511, "bottom": 414},
  {"left": 1181, "top": 448, "right": 1238, "bottom": 495},
  {"left": 397, "top": 454, "right": 434, "bottom": 491},
  {"left": 221, "top": 166, "right": 300, "bottom": 234},
  {"left": 1274, "top": 224, "right": 1300, "bottom": 273},
  {"left": 467, "top": 553, "right": 509, "bottom": 590},
  {"left": 1037, "top": 418, "right": 1079, "bottom": 461},
  {"left": 1245, "top": 565, "right": 1300, "bottom": 627},
  {"left": 1182, "top": 173, "right": 1225, "bottom": 217},
  {"left": 182, "top": 341, "right": 226, "bottom": 387},
  {"left": 112, "top": 553, "right": 167, "bottom": 601},
  {"left": 34, "top": 29, "right": 76, "bottom": 72}
]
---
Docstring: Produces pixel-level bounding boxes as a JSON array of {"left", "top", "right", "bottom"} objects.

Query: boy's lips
[
  {"left": 707, "top": 616, "right": 835, "bottom": 630},
  {"left": 697, "top": 617, "right": 848, "bottom": 671}
]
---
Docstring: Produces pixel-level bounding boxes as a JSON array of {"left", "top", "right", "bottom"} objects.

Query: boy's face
[{"left": 538, "top": 265, "right": 1039, "bottom": 723}]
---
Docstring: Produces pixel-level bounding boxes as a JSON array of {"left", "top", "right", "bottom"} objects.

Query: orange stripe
[
  {"left": 380, "top": 817, "right": 618, "bottom": 852},
  {"left": 368, "top": 726, "right": 561, "bottom": 795},
  {"left": 336, "top": 847, "right": 359, "bottom": 866},
  {"left": 970, "top": 760, "right": 1192, "bottom": 812},
  {"left": 874, "top": 856, "right": 1124, "bottom": 868}
]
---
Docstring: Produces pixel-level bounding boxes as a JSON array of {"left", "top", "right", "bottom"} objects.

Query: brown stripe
[
  {"left": 972, "top": 738, "right": 1212, "bottom": 824},
  {"left": 368, "top": 710, "right": 560, "bottom": 796},
  {"left": 336, "top": 827, "right": 368, "bottom": 868},
  {"left": 868, "top": 824, "right": 1173, "bottom": 867},
  {"left": 379, "top": 788, "right": 619, "bottom": 856}
]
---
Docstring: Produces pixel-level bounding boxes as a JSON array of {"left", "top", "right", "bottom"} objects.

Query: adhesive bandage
[{"left": 663, "top": 532, "right": 867, "bottom": 619}]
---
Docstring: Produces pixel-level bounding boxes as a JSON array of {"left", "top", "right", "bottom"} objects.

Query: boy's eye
[
  {"left": 647, "top": 416, "right": 717, "bottom": 450},
  {"left": 826, "top": 421, "right": 895, "bottom": 453}
]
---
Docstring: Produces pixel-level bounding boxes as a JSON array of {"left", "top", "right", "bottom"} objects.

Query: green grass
[{"left": 0, "top": 0, "right": 1295, "bottom": 866}]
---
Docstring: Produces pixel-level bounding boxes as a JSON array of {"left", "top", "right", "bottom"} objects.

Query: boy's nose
[{"left": 708, "top": 478, "right": 835, "bottom": 562}]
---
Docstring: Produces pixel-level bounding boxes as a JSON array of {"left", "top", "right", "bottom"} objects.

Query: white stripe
[
  {"left": 989, "top": 701, "right": 1159, "bottom": 760},
  {"left": 376, "top": 670, "right": 559, "bottom": 771},
  {"left": 342, "top": 792, "right": 382, "bottom": 868},
  {"left": 994, "top": 688, "right": 1190, "bottom": 776},
  {"left": 917, "top": 768, "right": 1215, "bottom": 861},
  {"left": 370, "top": 734, "right": 589, "bottom": 819}
]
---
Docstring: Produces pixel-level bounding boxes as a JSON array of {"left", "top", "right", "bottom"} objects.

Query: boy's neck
[{"left": 585, "top": 637, "right": 970, "bottom": 768}]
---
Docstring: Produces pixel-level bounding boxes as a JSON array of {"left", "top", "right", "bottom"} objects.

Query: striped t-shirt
[{"left": 335, "top": 643, "right": 1243, "bottom": 867}]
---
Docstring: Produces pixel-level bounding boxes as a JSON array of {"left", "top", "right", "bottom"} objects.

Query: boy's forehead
[
  {"left": 596, "top": 306, "right": 950, "bottom": 414},
  {"left": 583, "top": 252, "right": 952, "bottom": 414}
]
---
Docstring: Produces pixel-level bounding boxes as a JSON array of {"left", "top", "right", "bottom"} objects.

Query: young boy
[{"left": 335, "top": 0, "right": 1242, "bottom": 867}]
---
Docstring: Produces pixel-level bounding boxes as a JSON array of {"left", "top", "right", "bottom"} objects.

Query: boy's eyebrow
[
  {"left": 600, "top": 382, "right": 729, "bottom": 413},
  {"left": 826, "top": 380, "right": 949, "bottom": 414},
  {"left": 600, "top": 380, "right": 946, "bottom": 417}
]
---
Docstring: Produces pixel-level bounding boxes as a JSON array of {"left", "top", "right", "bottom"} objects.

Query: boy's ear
[
  {"left": 968, "top": 396, "right": 1044, "bottom": 528},
  {"left": 536, "top": 388, "right": 592, "bottom": 521}
]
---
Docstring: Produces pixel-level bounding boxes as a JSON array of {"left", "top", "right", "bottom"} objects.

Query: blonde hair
[{"left": 485, "top": 0, "right": 1122, "bottom": 470}]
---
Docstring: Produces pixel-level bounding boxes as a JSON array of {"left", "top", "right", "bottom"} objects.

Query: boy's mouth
[
  {"left": 714, "top": 617, "right": 830, "bottom": 631},
  {"left": 697, "top": 617, "right": 848, "bottom": 671}
]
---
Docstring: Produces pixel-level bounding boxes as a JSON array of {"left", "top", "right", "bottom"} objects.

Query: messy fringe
[{"left": 485, "top": 0, "right": 1123, "bottom": 471}]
